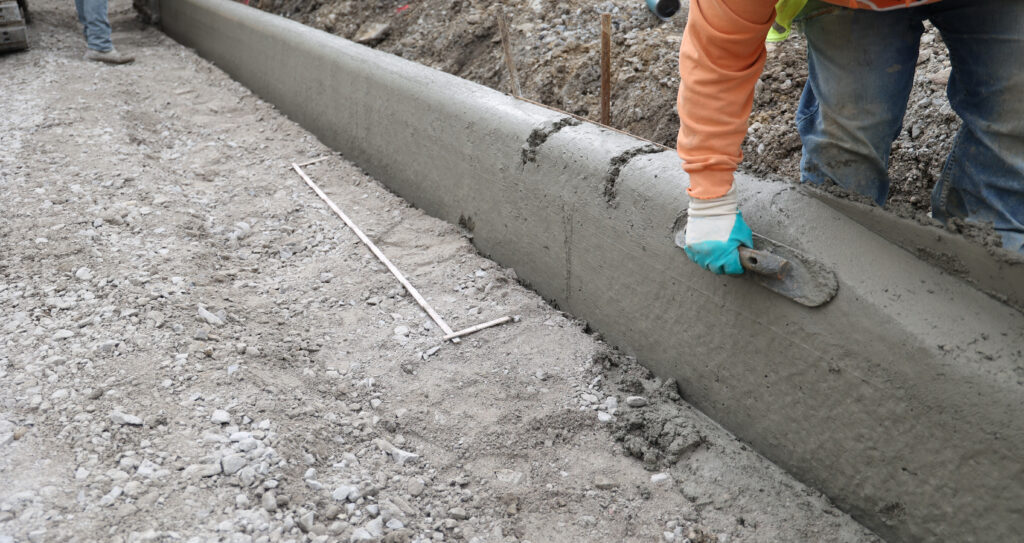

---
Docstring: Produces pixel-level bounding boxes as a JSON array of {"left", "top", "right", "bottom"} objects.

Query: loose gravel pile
[{"left": 1, "top": 2, "right": 882, "bottom": 542}]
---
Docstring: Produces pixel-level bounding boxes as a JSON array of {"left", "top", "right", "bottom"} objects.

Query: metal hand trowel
[
  {"left": 676, "top": 232, "right": 839, "bottom": 307},
  {"left": 738, "top": 235, "right": 838, "bottom": 307}
]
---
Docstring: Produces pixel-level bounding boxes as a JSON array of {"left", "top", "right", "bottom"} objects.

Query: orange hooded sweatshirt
[{"left": 678, "top": 0, "right": 941, "bottom": 199}]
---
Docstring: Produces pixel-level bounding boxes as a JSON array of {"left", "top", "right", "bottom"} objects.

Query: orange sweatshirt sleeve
[{"left": 677, "top": 0, "right": 776, "bottom": 200}]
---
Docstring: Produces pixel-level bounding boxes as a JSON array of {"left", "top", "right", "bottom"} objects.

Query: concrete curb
[{"left": 157, "top": 2, "right": 1024, "bottom": 541}]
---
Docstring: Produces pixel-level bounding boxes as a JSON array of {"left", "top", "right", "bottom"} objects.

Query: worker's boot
[{"left": 84, "top": 48, "right": 134, "bottom": 64}]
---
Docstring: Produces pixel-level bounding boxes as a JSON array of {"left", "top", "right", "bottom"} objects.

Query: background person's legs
[
  {"left": 74, "top": 0, "right": 112, "bottom": 52},
  {"left": 74, "top": 0, "right": 86, "bottom": 43},
  {"left": 927, "top": 0, "right": 1024, "bottom": 252},
  {"left": 797, "top": 2, "right": 924, "bottom": 205}
]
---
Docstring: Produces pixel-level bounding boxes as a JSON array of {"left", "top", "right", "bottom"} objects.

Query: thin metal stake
[
  {"left": 292, "top": 162, "right": 462, "bottom": 343},
  {"left": 443, "top": 316, "right": 514, "bottom": 341},
  {"left": 291, "top": 162, "right": 517, "bottom": 344},
  {"left": 498, "top": 11, "right": 523, "bottom": 98},
  {"left": 600, "top": 13, "right": 612, "bottom": 126}
]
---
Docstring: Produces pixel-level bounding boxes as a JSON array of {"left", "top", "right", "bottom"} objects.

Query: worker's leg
[
  {"left": 74, "top": 0, "right": 87, "bottom": 43},
  {"left": 74, "top": 0, "right": 113, "bottom": 52},
  {"left": 927, "top": 0, "right": 1024, "bottom": 252},
  {"left": 796, "top": 3, "right": 924, "bottom": 205}
]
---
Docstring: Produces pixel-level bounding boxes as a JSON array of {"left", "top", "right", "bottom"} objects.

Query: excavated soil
[
  {"left": 0, "top": 1, "right": 882, "bottom": 542},
  {"left": 259, "top": 0, "right": 958, "bottom": 213}
]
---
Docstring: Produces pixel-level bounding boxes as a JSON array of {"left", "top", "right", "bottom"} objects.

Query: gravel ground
[{"left": 1, "top": 2, "right": 882, "bottom": 542}]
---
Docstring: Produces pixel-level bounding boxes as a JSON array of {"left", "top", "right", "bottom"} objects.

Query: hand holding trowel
[{"left": 677, "top": 189, "right": 838, "bottom": 307}]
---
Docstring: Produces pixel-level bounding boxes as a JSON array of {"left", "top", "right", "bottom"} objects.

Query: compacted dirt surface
[
  {"left": 1, "top": 2, "right": 883, "bottom": 542},
  {"left": 260, "top": 0, "right": 959, "bottom": 215}
]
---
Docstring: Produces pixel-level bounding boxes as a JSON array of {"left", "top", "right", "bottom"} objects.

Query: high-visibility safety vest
[{"left": 767, "top": 0, "right": 809, "bottom": 43}]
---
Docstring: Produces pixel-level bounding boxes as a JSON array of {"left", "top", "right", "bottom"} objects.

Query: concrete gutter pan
[{"left": 156, "top": 1, "right": 1024, "bottom": 541}]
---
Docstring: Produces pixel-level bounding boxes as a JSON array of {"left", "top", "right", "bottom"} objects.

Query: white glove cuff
[{"left": 688, "top": 187, "right": 738, "bottom": 218}]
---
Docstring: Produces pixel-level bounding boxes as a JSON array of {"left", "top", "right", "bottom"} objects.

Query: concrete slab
[{"left": 156, "top": 1, "right": 1024, "bottom": 541}]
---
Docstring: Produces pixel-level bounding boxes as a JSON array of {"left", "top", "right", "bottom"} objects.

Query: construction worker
[
  {"left": 75, "top": 0, "right": 134, "bottom": 64},
  {"left": 677, "top": 0, "right": 1024, "bottom": 274}
]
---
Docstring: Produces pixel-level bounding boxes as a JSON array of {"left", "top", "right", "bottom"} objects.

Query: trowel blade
[{"left": 747, "top": 234, "right": 838, "bottom": 307}]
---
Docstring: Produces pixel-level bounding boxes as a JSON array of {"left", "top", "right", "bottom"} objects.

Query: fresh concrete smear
[
  {"left": 807, "top": 188, "right": 1024, "bottom": 312},
  {"left": 155, "top": 1, "right": 1024, "bottom": 541}
]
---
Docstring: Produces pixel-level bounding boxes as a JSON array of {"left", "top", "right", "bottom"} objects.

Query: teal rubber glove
[{"left": 676, "top": 189, "right": 753, "bottom": 275}]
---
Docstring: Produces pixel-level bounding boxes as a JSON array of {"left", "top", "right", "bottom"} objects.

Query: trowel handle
[{"left": 738, "top": 248, "right": 790, "bottom": 279}]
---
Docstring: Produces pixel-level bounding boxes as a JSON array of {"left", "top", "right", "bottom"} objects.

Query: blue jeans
[
  {"left": 74, "top": 0, "right": 112, "bottom": 52},
  {"left": 796, "top": 0, "right": 1024, "bottom": 252}
]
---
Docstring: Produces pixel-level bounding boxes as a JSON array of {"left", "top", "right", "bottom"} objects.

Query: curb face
[{"left": 157, "top": 2, "right": 1024, "bottom": 541}]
